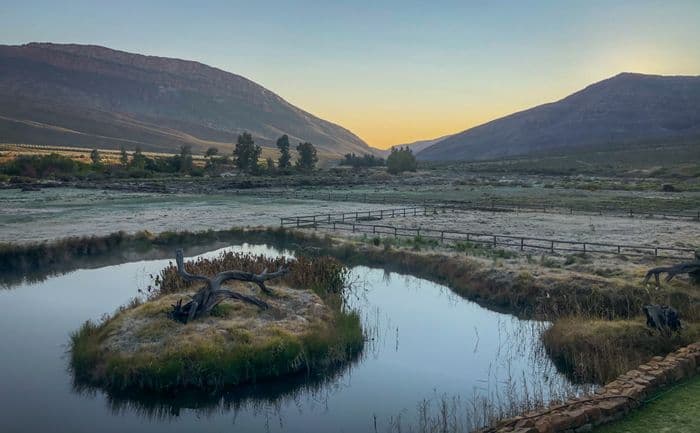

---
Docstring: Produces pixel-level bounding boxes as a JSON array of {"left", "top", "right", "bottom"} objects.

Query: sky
[{"left": 1, "top": 1, "right": 700, "bottom": 149}]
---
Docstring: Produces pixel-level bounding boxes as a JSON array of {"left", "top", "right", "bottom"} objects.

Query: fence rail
[
  {"left": 246, "top": 189, "right": 700, "bottom": 222},
  {"left": 280, "top": 207, "right": 697, "bottom": 260}
]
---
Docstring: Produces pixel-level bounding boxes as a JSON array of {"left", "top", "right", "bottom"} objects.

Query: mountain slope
[
  {"left": 383, "top": 134, "right": 454, "bottom": 156},
  {"left": 418, "top": 73, "right": 700, "bottom": 161},
  {"left": 0, "top": 43, "right": 376, "bottom": 157}
]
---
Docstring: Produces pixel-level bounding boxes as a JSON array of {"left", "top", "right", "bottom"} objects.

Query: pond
[{"left": 0, "top": 243, "right": 582, "bottom": 433}]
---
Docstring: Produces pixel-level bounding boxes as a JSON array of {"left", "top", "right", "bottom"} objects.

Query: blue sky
[{"left": 2, "top": 0, "right": 699, "bottom": 147}]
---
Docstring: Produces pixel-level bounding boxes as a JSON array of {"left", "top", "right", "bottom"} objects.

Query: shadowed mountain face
[
  {"left": 0, "top": 43, "right": 374, "bottom": 156},
  {"left": 418, "top": 73, "right": 700, "bottom": 161}
]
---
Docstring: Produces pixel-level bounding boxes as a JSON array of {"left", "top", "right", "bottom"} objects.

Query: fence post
[
  {"left": 333, "top": 222, "right": 336, "bottom": 230},
  {"left": 352, "top": 224, "right": 356, "bottom": 233},
  {"left": 373, "top": 225, "right": 376, "bottom": 234},
  {"left": 414, "top": 208, "right": 417, "bottom": 216},
  {"left": 380, "top": 210, "right": 384, "bottom": 219},
  {"left": 654, "top": 248, "right": 658, "bottom": 257},
  {"left": 583, "top": 243, "right": 586, "bottom": 253},
  {"left": 520, "top": 238, "right": 524, "bottom": 251},
  {"left": 403, "top": 208, "right": 406, "bottom": 217},
  {"left": 441, "top": 231, "right": 444, "bottom": 242},
  {"left": 493, "top": 235, "right": 497, "bottom": 247},
  {"left": 296, "top": 217, "right": 300, "bottom": 227},
  {"left": 617, "top": 245, "right": 621, "bottom": 254},
  {"left": 394, "top": 227, "right": 398, "bottom": 238},
  {"left": 550, "top": 241, "right": 554, "bottom": 253},
  {"left": 327, "top": 214, "right": 331, "bottom": 222}
]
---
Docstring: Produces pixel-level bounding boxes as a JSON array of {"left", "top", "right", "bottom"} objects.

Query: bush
[
  {"left": 386, "top": 146, "right": 417, "bottom": 174},
  {"left": 0, "top": 153, "right": 91, "bottom": 178}
]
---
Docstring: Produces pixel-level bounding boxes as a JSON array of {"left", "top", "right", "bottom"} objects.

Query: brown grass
[{"left": 542, "top": 318, "right": 700, "bottom": 384}]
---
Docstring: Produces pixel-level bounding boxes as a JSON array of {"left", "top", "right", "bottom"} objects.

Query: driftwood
[
  {"left": 643, "top": 304, "right": 681, "bottom": 335},
  {"left": 170, "top": 249, "right": 289, "bottom": 323},
  {"left": 643, "top": 258, "right": 700, "bottom": 287}
]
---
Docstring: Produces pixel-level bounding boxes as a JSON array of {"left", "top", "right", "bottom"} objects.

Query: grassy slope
[{"left": 594, "top": 374, "right": 700, "bottom": 433}]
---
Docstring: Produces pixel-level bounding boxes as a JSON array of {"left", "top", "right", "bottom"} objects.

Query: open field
[{"left": 0, "top": 187, "right": 390, "bottom": 243}]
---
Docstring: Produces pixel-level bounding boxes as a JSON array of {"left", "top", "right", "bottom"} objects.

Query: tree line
[
  {"left": 0, "top": 132, "right": 320, "bottom": 180},
  {"left": 1, "top": 133, "right": 418, "bottom": 180}
]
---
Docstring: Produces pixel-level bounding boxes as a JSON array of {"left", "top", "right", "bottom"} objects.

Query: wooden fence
[
  {"left": 280, "top": 207, "right": 697, "bottom": 260},
  {"left": 246, "top": 189, "right": 700, "bottom": 222}
]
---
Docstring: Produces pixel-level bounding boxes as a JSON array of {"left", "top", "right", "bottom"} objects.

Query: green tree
[
  {"left": 130, "top": 146, "right": 147, "bottom": 170},
  {"left": 386, "top": 146, "right": 417, "bottom": 174},
  {"left": 295, "top": 142, "right": 318, "bottom": 172},
  {"left": 90, "top": 149, "right": 101, "bottom": 166},
  {"left": 179, "top": 145, "right": 193, "bottom": 173},
  {"left": 276, "top": 135, "right": 292, "bottom": 171},
  {"left": 119, "top": 146, "right": 129, "bottom": 166},
  {"left": 234, "top": 132, "right": 262, "bottom": 173},
  {"left": 205, "top": 147, "right": 219, "bottom": 158},
  {"left": 265, "top": 157, "right": 276, "bottom": 173}
]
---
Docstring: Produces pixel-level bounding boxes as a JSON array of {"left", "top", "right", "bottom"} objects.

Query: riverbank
[{"left": 5, "top": 226, "right": 698, "bottom": 384}]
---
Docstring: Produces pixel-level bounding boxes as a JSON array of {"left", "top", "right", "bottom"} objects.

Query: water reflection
[{"left": 0, "top": 244, "right": 587, "bottom": 433}]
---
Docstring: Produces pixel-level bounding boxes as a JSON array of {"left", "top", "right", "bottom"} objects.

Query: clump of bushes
[{"left": 1, "top": 153, "right": 92, "bottom": 178}]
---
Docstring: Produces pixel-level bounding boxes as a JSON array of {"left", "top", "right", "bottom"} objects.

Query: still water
[{"left": 0, "top": 244, "right": 577, "bottom": 433}]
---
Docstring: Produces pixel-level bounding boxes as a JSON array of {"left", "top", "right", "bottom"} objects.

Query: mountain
[
  {"left": 417, "top": 73, "right": 700, "bottom": 161},
  {"left": 383, "top": 134, "right": 454, "bottom": 156},
  {"left": 0, "top": 43, "right": 376, "bottom": 157}
]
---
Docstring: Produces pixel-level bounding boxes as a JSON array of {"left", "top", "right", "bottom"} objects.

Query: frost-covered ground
[
  {"left": 2, "top": 187, "right": 698, "bottom": 251},
  {"left": 0, "top": 188, "right": 388, "bottom": 243},
  {"left": 349, "top": 209, "right": 700, "bottom": 250}
]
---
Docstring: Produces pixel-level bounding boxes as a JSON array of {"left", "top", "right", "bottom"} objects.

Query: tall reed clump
[
  {"left": 0, "top": 227, "right": 298, "bottom": 279},
  {"left": 542, "top": 318, "right": 700, "bottom": 384},
  {"left": 156, "top": 252, "right": 349, "bottom": 300},
  {"left": 69, "top": 252, "right": 363, "bottom": 392}
]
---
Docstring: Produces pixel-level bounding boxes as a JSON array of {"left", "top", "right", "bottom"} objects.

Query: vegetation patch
[
  {"left": 543, "top": 318, "right": 700, "bottom": 384},
  {"left": 70, "top": 252, "right": 363, "bottom": 391}
]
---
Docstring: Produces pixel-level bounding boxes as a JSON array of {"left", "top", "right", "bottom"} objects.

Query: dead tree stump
[
  {"left": 170, "top": 249, "right": 289, "bottom": 323},
  {"left": 644, "top": 254, "right": 700, "bottom": 287}
]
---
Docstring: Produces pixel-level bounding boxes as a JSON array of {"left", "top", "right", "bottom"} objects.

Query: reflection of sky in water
[{"left": 0, "top": 244, "right": 583, "bottom": 433}]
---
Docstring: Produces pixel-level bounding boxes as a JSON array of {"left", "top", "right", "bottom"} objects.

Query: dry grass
[
  {"left": 0, "top": 143, "right": 207, "bottom": 165},
  {"left": 542, "top": 318, "right": 700, "bottom": 384}
]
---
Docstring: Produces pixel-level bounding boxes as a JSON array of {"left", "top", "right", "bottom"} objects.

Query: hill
[
  {"left": 0, "top": 43, "right": 376, "bottom": 157},
  {"left": 418, "top": 73, "right": 700, "bottom": 161},
  {"left": 381, "top": 134, "right": 454, "bottom": 156}
]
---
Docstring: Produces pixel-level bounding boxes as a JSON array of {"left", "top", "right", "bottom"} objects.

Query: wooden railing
[
  {"left": 280, "top": 207, "right": 696, "bottom": 259},
  {"left": 246, "top": 189, "right": 700, "bottom": 222}
]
